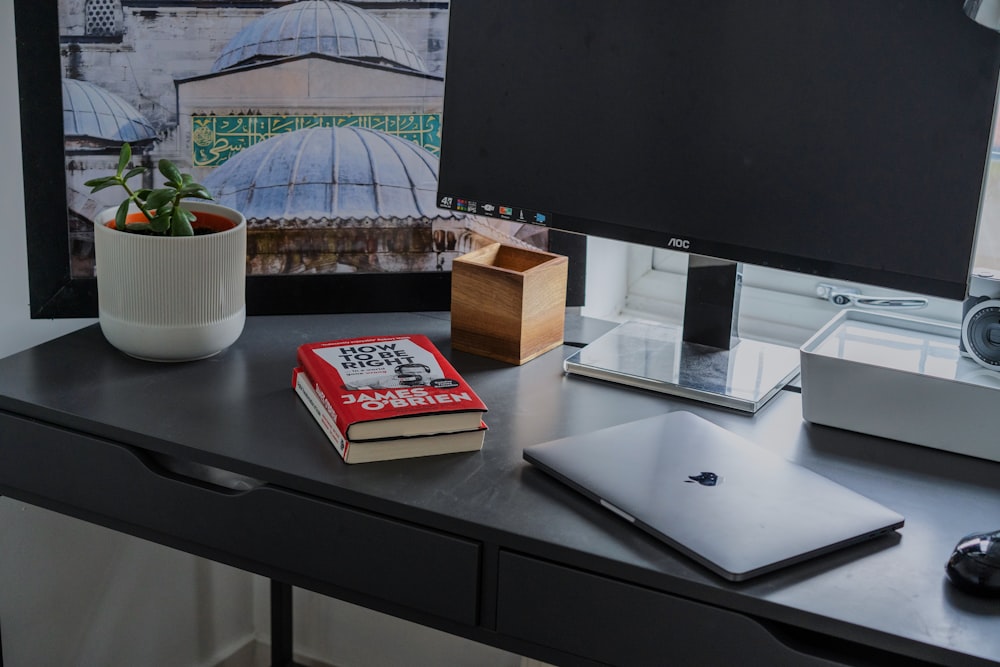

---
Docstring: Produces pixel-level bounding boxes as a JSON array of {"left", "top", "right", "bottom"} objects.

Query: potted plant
[{"left": 85, "top": 143, "right": 247, "bottom": 361}]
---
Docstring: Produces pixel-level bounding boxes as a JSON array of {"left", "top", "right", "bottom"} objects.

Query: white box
[{"left": 800, "top": 309, "right": 1000, "bottom": 462}]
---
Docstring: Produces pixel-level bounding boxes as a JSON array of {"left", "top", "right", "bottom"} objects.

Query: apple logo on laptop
[{"left": 686, "top": 472, "right": 719, "bottom": 486}]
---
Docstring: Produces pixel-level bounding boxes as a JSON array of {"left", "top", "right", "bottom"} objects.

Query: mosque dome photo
[
  {"left": 202, "top": 125, "right": 453, "bottom": 225},
  {"left": 211, "top": 0, "right": 428, "bottom": 74},
  {"left": 62, "top": 78, "right": 157, "bottom": 145},
  {"left": 202, "top": 125, "right": 466, "bottom": 273}
]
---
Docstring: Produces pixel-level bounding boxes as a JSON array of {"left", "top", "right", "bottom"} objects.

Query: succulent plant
[{"left": 85, "top": 143, "right": 214, "bottom": 236}]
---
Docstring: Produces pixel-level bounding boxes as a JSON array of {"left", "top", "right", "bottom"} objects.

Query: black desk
[{"left": 0, "top": 313, "right": 998, "bottom": 666}]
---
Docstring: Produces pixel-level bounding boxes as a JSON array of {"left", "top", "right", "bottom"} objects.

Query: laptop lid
[{"left": 523, "top": 411, "right": 904, "bottom": 581}]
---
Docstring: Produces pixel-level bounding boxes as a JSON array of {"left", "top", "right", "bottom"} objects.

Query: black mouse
[{"left": 945, "top": 529, "right": 1000, "bottom": 597}]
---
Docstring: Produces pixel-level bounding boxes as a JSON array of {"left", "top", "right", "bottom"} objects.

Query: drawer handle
[
  {"left": 757, "top": 616, "right": 935, "bottom": 666},
  {"left": 144, "top": 452, "right": 265, "bottom": 494}
]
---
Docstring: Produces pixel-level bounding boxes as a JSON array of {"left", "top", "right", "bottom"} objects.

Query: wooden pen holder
[{"left": 451, "top": 243, "right": 568, "bottom": 365}]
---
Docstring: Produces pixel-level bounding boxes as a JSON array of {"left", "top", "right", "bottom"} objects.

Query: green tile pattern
[{"left": 192, "top": 113, "right": 441, "bottom": 166}]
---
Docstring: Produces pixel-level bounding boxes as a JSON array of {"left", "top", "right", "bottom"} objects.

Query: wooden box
[{"left": 451, "top": 243, "right": 568, "bottom": 364}]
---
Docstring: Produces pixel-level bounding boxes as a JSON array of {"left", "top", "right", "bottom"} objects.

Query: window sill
[{"left": 619, "top": 258, "right": 963, "bottom": 349}]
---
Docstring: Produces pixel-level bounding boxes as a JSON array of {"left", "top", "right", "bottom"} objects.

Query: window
[
  {"left": 612, "top": 246, "right": 962, "bottom": 348},
  {"left": 85, "top": 0, "right": 123, "bottom": 38},
  {"left": 977, "top": 127, "right": 1000, "bottom": 271}
]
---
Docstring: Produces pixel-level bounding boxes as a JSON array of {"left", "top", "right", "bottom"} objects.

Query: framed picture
[{"left": 15, "top": 0, "right": 585, "bottom": 318}]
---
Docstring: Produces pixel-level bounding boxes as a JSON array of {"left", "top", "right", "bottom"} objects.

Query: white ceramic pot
[{"left": 93, "top": 201, "right": 247, "bottom": 362}]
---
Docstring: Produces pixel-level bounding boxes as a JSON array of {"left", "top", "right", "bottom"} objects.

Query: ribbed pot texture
[{"left": 93, "top": 201, "right": 247, "bottom": 361}]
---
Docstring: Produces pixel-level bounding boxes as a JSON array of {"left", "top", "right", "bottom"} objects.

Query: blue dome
[
  {"left": 203, "top": 126, "right": 453, "bottom": 223},
  {"left": 62, "top": 78, "right": 157, "bottom": 143},
  {"left": 212, "top": 1, "right": 427, "bottom": 73}
]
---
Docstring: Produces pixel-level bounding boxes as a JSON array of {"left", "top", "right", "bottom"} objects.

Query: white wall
[
  {"left": 580, "top": 236, "right": 630, "bottom": 321},
  {"left": 0, "top": 2, "right": 260, "bottom": 665}
]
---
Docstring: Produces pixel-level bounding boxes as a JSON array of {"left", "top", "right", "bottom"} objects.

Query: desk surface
[{"left": 1, "top": 313, "right": 999, "bottom": 666}]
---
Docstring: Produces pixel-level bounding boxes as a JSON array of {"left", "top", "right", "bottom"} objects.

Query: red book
[
  {"left": 296, "top": 334, "right": 488, "bottom": 441},
  {"left": 292, "top": 367, "right": 487, "bottom": 464}
]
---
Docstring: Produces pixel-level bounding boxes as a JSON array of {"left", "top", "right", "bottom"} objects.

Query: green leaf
[
  {"left": 114, "top": 199, "right": 131, "bottom": 231},
  {"left": 123, "top": 166, "right": 146, "bottom": 182},
  {"left": 117, "top": 143, "right": 132, "bottom": 177},
  {"left": 180, "top": 184, "right": 213, "bottom": 200},
  {"left": 171, "top": 207, "right": 195, "bottom": 236},
  {"left": 158, "top": 159, "right": 183, "bottom": 187},
  {"left": 86, "top": 178, "right": 121, "bottom": 194},
  {"left": 84, "top": 175, "right": 116, "bottom": 188},
  {"left": 149, "top": 210, "right": 171, "bottom": 234},
  {"left": 145, "top": 189, "right": 175, "bottom": 211}
]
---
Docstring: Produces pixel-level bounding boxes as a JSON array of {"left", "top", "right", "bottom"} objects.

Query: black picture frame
[{"left": 14, "top": 1, "right": 586, "bottom": 319}]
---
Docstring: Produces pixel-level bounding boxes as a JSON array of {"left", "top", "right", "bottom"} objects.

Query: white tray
[{"left": 800, "top": 309, "right": 1000, "bottom": 462}]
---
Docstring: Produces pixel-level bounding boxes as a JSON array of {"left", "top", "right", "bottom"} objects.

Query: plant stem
[{"left": 119, "top": 180, "right": 155, "bottom": 223}]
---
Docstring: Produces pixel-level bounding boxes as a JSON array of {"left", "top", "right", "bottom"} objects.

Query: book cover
[
  {"left": 296, "top": 334, "right": 488, "bottom": 440},
  {"left": 293, "top": 367, "right": 486, "bottom": 464}
]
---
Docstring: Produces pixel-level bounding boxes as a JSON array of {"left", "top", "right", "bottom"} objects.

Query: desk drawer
[
  {"left": 497, "top": 552, "right": 849, "bottom": 666},
  {"left": 0, "top": 413, "right": 480, "bottom": 625}
]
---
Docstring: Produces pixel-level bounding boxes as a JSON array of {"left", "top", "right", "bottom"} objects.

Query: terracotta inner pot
[{"left": 106, "top": 210, "right": 237, "bottom": 233}]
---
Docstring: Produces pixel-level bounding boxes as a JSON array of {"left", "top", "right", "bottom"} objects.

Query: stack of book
[{"left": 293, "top": 334, "right": 488, "bottom": 464}]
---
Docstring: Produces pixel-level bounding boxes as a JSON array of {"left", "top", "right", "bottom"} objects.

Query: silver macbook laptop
[{"left": 523, "top": 411, "right": 903, "bottom": 581}]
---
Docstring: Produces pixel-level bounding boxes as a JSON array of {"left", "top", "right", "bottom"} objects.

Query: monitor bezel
[{"left": 436, "top": 0, "right": 1000, "bottom": 304}]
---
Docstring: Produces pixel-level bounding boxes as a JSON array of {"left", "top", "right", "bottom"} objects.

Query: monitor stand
[{"left": 564, "top": 255, "right": 801, "bottom": 412}]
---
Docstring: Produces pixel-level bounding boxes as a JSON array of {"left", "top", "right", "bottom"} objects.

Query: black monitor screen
[{"left": 437, "top": 0, "right": 1000, "bottom": 300}]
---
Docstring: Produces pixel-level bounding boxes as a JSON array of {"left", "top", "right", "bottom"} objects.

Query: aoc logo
[
  {"left": 685, "top": 472, "right": 719, "bottom": 487},
  {"left": 667, "top": 237, "right": 691, "bottom": 250}
]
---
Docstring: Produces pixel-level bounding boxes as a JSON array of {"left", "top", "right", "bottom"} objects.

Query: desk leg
[{"left": 270, "top": 579, "right": 304, "bottom": 667}]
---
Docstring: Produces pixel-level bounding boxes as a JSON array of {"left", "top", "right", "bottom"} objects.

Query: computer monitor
[{"left": 437, "top": 1, "right": 1000, "bottom": 411}]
